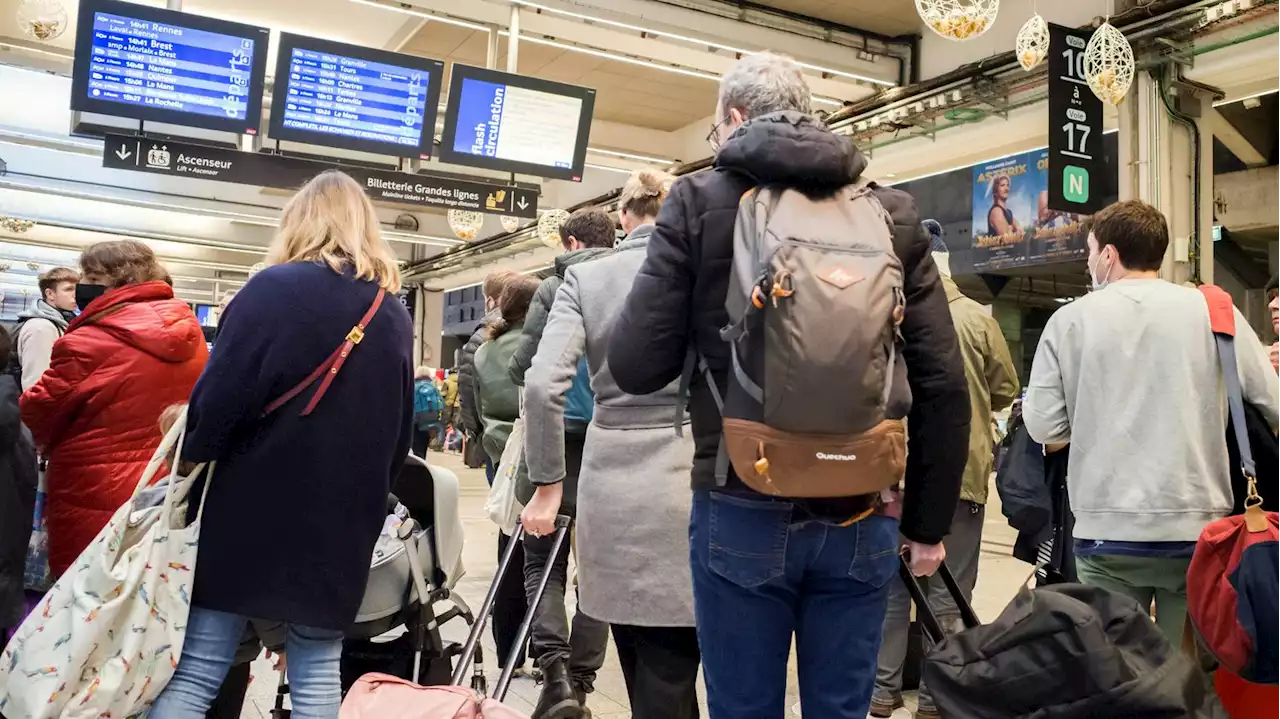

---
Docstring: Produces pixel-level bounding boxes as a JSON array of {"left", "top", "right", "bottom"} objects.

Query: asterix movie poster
[{"left": 970, "top": 149, "right": 1086, "bottom": 272}]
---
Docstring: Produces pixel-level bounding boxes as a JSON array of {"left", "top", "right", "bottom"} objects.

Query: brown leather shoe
[{"left": 869, "top": 695, "right": 904, "bottom": 718}]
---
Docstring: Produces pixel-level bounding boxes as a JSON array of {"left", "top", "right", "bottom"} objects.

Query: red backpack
[{"left": 1185, "top": 286, "right": 1278, "bottom": 686}]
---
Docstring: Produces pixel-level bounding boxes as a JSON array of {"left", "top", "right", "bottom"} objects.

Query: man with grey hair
[{"left": 609, "top": 52, "right": 969, "bottom": 718}]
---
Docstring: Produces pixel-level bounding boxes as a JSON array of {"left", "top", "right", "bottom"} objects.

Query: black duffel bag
[{"left": 917, "top": 580, "right": 1204, "bottom": 718}]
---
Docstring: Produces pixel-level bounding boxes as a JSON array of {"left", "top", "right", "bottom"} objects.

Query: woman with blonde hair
[
  {"left": 520, "top": 169, "right": 701, "bottom": 718},
  {"left": 152, "top": 170, "right": 414, "bottom": 718},
  {"left": 22, "top": 240, "right": 207, "bottom": 577}
]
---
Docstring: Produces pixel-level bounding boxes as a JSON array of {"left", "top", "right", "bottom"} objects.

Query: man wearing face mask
[{"left": 1023, "top": 200, "right": 1279, "bottom": 644}]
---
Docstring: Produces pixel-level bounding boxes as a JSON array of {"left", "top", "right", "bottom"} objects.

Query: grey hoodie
[{"left": 16, "top": 300, "right": 74, "bottom": 391}]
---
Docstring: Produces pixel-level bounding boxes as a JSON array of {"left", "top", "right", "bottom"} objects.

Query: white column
[
  {"left": 416, "top": 288, "right": 444, "bottom": 369},
  {"left": 507, "top": 4, "right": 520, "bottom": 73}
]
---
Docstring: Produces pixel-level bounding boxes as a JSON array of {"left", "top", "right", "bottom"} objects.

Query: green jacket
[
  {"left": 944, "top": 277, "right": 1021, "bottom": 504},
  {"left": 473, "top": 324, "right": 524, "bottom": 466}
]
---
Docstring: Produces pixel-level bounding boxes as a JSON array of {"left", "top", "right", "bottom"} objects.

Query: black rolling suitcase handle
[
  {"left": 450, "top": 514, "right": 572, "bottom": 702},
  {"left": 898, "top": 554, "right": 981, "bottom": 645}
]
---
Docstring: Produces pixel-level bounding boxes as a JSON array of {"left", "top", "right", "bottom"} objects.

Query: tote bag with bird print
[{"left": 0, "top": 407, "right": 213, "bottom": 718}]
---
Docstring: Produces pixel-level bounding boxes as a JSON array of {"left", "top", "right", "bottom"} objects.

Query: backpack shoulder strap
[
  {"left": 264, "top": 289, "right": 387, "bottom": 418},
  {"left": 1199, "top": 285, "right": 1260, "bottom": 512}
]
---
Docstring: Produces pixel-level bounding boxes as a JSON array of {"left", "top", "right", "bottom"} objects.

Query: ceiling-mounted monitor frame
[
  {"left": 439, "top": 64, "right": 596, "bottom": 182},
  {"left": 267, "top": 32, "right": 444, "bottom": 159},
  {"left": 71, "top": 0, "right": 270, "bottom": 135}
]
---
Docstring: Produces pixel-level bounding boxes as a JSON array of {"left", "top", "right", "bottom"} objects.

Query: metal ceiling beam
[{"left": 1209, "top": 108, "right": 1269, "bottom": 167}]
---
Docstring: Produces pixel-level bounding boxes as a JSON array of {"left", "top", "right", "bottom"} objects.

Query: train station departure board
[
  {"left": 71, "top": 0, "right": 269, "bottom": 135},
  {"left": 267, "top": 33, "right": 443, "bottom": 158},
  {"left": 439, "top": 65, "right": 595, "bottom": 182}
]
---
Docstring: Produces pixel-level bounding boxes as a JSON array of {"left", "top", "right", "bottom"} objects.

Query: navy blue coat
[{"left": 183, "top": 262, "right": 413, "bottom": 630}]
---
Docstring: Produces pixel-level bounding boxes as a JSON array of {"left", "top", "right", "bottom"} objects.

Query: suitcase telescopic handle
[
  {"left": 450, "top": 515, "right": 573, "bottom": 690},
  {"left": 897, "top": 553, "right": 981, "bottom": 646},
  {"left": 492, "top": 515, "right": 572, "bottom": 701}
]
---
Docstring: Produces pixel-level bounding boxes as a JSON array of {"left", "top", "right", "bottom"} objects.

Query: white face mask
[{"left": 1088, "top": 249, "right": 1113, "bottom": 290}]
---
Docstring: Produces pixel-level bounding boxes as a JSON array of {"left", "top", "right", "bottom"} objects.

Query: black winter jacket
[
  {"left": 507, "top": 247, "right": 612, "bottom": 387},
  {"left": 458, "top": 310, "right": 495, "bottom": 438},
  {"left": 0, "top": 375, "right": 36, "bottom": 629},
  {"left": 607, "top": 111, "right": 970, "bottom": 545}
]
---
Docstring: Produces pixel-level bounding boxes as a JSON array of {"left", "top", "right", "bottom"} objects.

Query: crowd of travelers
[{"left": 0, "top": 50, "right": 1276, "bottom": 719}]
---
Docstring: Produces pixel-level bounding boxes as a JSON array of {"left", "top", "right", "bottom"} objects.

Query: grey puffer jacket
[
  {"left": 507, "top": 247, "right": 612, "bottom": 388},
  {"left": 458, "top": 309, "right": 497, "bottom": 438}
]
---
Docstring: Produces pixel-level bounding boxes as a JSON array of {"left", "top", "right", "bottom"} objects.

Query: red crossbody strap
[{"left": 263, "top": 289, "right": 387, "bottom": 417}]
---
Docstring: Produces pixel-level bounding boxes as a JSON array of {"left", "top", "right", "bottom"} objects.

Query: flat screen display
[
  {"left": 267, "top": 33, "right": 444, "bottom": 158},
  {"left": 439, "top": 65, "right": 595, "bottom": 182},
  {"left": 71, "top": 0, "right": 269, "bottom": 135}
]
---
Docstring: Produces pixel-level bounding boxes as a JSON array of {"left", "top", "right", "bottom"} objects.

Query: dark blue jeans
[{"left": 690, "top": 490, "right": 900, "bottom": 719}]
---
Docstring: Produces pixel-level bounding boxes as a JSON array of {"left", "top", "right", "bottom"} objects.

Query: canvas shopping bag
[
  {"left": 485, "top": 418, "right": 525, "bottom": 535},
  {"left": 0, "top": 407, "right": 213, "bottom": 718}
]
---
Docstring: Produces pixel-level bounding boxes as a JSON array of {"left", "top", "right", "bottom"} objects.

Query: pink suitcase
[{"left": 340, "top": 518, "right": 571, "bottom": 718}]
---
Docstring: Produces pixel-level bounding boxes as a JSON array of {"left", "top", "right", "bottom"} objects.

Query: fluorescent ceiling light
[
  {"left": 813, "top": 97, "right": 844, "bottom": 107},
  {"left": 171, "top": 274, "right": 247, "bottom": 286},
  {"left": 0, "top": 40, "right": 73, "bottom": 60},
  {"left": 1212, "top": 88, "right": 1278, "bottom": 107},
  {"left": 349, "top": 0, "right": 490, "bottom": 31},
  {"left": 499, "top": 32, "right": 719, "bottom": 81},
  {"left": 506, "top": 0, "right": 893, "bottom": 87},
  {"left": 588, "top": 148, "right": 675, "bottom": 164},
  {"left": 584, "top": 162, "right": 633, "bottom": 174},
  {"left": 384, "top": 231, "right": 465, "bottom": 246}
]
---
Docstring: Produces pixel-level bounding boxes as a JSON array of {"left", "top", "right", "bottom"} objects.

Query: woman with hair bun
[
  {"left": 520, "top": 169, "right": 702, "bottom": 718},
  {"left": 21, "top": 239, "right": 207, "bottom": 578}
]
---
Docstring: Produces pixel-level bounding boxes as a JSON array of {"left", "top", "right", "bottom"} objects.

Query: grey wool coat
[{"left": 524, "top": 226, "right": 695, "bottom": 627}]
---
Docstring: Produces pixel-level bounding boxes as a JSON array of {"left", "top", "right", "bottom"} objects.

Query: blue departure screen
[
  {"left": 281, "top": 47, "right": 430, "bottom": 149},
  {"left": 86, "top": 11, "right": 256, "bottom": 122},
  {"left": 450, "top": 76, "right": 584, "bottom": 170}
]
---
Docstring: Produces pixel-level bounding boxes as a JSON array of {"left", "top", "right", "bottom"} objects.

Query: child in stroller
[{"left": 270, "top": 453, "right": 481, "bottom": 717}]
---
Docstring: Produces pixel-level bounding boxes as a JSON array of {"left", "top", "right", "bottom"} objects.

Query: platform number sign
[{"left": 1047, "top": 23, "right": 1103, "bottom": 214}]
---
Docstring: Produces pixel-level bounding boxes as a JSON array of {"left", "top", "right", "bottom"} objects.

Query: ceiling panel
[
  {"left": 402, "top": 24, "right": 717, "bottom": 132},
  {"left": 748, "top": 0, "right": 922, "bottom": 37}
]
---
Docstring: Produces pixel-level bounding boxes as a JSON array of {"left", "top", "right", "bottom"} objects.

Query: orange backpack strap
[
  {"left": 263, "top": 289, "right": 387, "bottom": 417},
  {"left": 1199, "top": 284, "right": 1236, "bottom": 337}
]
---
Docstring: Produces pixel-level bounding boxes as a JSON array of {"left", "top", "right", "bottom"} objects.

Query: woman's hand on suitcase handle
[
  {"left": 520, "top": 482, "right": 564, "bottom": 538},
  {"left": 904, "top": 540, "right": 946, "bottom": 577}
]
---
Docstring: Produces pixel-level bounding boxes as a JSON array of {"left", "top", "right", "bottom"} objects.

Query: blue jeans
[
  {"left": 690, "top": 490, "right": 900, "bottom": 719},
  {"left": 151, "top": 606, "right": 344, "bottom": 719}
]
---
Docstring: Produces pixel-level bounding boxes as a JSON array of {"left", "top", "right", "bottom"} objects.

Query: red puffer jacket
[{"left": 21, "top": 281, "right": 208, "bottom": 576}]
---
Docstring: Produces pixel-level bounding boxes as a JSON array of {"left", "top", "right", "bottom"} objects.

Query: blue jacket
[{"left": 183, "top": 262, "right": 413, "bottom": 630}]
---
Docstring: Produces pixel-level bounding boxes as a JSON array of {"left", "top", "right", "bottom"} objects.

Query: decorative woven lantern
[
  {"left": 1084, "top": 22, "right": 1134, "bottom": 105},
  {"left": 500, "top": 215, "right": 521, "bottom": 233},
  {"left": 1016, "top": 14, "right": 1049, "bottom": 70},
  {"left": 537, "top": 209, "right": 571, "bottom": 249},
  {"left": 447, "top": 209, "right": 484, "bottom": 241},
  {"left": 15, "top": 0, "right": 67, "bottom": 41},
  {"left": 915, "top": 0, "right": 999, "bottom": 41}
]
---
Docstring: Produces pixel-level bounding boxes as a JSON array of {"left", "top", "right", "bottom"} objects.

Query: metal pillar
[
  {"left": 507, "top": 4, "right": 520, "bottom": 73},
  {"left": 166, "top": 0, "right": 181, "bottom": 9},
  {"left": 487, "top": 25, "right": 500, "bottom": 70}
]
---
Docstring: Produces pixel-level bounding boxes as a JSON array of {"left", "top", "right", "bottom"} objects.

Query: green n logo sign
[{"left": 1063, "top": 166, "right": 1089, "bottom": 204}]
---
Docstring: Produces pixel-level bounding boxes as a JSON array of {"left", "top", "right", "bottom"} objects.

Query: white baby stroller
[{"left": 271, "top": 454, "right": 483, "bottom": 717}]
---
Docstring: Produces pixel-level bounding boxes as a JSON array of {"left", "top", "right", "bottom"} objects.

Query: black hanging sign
[
  {"left": 101, "top": 134, "right": 539, "bottom": 218},
  {"left": 1047, "top": 23, "right": 1104, "bottom": 216}
]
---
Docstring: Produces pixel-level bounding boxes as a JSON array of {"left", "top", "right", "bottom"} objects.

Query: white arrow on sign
[
  {"left": 115, "top": 144, "right": 132, "bottom": 161},
  {"left": 516, "top": 196, "right": 528, "bottom": 210}
]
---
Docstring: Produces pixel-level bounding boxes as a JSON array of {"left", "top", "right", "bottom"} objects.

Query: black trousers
[
  {"left": 611, "top": 624, "right": 701, "bottom": 719},
  {"left": 493, "top": 530, "right": 529, "bottom": 669}
]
